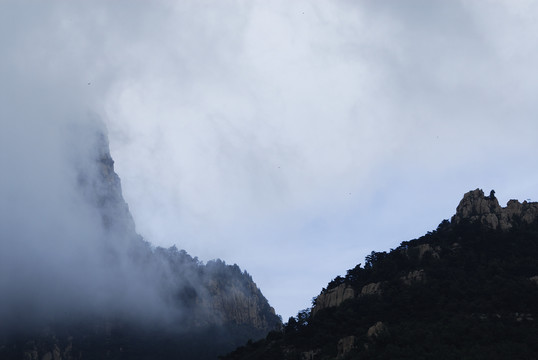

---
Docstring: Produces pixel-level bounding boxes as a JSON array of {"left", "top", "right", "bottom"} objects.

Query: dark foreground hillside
[{"left": 223, "top": 189, "right": 538, "bottom": 360}]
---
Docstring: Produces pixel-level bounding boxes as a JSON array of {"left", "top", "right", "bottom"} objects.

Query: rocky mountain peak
[
  {"left": 0, "top": 122, "right": 281, "bottom": 360},
  {"left": 451, "top": 188, "right": 538, "bottom": 230}
]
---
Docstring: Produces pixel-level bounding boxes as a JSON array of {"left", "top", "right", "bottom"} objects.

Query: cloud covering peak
[{"left": 2, "top": 0, "right": 538, "bottom": 320}]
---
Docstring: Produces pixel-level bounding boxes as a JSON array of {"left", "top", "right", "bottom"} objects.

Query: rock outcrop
[
  {"left": 400, "top": 243, "right": 440, "bottom": 261},
  {"left": 360, "top": 282, "right": 383, "bottom": 296},
  {"left": 416, "top": 244, "right": 440, "bottom": 260},
  {"left": 76, "top": 129, "right": 139, "bottom": 239},
  {"left": 337, "top": 336, "right": 358, "bottom": 358},
  {"left": 201, "top": 262, "right": 279, "bottom": 330},
  {"left": 312, "top": 281, "right": 385, "bottom": 316},
  {"left": 312, "top": 284, "right": 355, "bottom": 315},
  {"left": 401, "top": 269, "right": 426, "bottom": 285},
  {"left": 300, "top": 349, "right": 320, "bottom": 360},
  {"left": 451, "top": 189, "right": 538, "bottom": 230},
  {"left": 367, "top": 321, "right": 389, "bottom": 341}
]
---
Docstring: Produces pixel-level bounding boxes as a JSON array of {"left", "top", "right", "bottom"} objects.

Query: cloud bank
[{"left": 2, "top": 0, "right": 538, "bottom": 320}]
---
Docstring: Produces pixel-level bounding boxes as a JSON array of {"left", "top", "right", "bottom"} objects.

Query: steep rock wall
[
  {"left": 1, "top": 124, "right": 281, "bottom": 360},
  {"left": 312, "top": 284, "right": 355, "bottom": 315}
]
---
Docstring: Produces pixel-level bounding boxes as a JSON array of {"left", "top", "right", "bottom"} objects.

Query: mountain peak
[
  {"left": 451, "top": 188, "right": 538, "bottom": 230},
  {"left": 222, "top": 189, "right": 538, "bottom": 359},
  {"left": 0, "top": 122, "right": 281, "bottom": 360}
]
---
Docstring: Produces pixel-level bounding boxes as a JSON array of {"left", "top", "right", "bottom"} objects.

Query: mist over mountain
[
  {"left": 0, "top": 117, "right": 280, "bottom": 359},
  {"left": 4, "top": 1, "right": 538, "bottom": 359}
]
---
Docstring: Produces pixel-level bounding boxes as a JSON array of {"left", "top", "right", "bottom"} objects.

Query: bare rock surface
[
  {"left": 367, "top": 321, "right": 389, "bottom": 341},
  {"left": 360, "top": 282, "right": 383, "bottom": 296},
  {"left": 337, "top": 336, "right": 358, "bottom": 358},
  {"left": 312, "top": 284, "right": 355, "bottom": 315},
  {"left": 401, "top": 269, "right": 426, "bottom": 285},
  {"left": 451, "top": 189, "right": 538, "bottom": 230}
]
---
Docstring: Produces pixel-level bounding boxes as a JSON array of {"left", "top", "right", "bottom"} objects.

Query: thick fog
[
  {"left": 0, "top": 2, "right": 192, "bottom": 328},
  {"left": 0, "top": 1, "right": 280, "bottom": 335},
  {"left": 0, "top": 105, "right": 257, "bottom": 335},
  {"left": 0, "top": 112, "right": 171, "bottom": 330}
]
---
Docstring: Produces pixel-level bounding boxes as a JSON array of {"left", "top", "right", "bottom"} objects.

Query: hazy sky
[{"left": 3, "top": 0, "right": 538, "bottom": 321}]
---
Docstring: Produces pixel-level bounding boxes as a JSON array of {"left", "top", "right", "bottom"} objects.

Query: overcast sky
[{"left": 3, "top": 0, "right": 538, "bottom": 321}]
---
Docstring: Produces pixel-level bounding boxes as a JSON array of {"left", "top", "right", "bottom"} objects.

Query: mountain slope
[
  {"left": 223, "top": 189, "right": 538, "bottom": 359},
  {"left": 0, "top": 123, "right": 281, "bottom": 360}
]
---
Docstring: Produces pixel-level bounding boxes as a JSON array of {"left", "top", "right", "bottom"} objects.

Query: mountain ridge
[
  {"left": 0, "top": 124, "right": 281, "bottom": 360},
  {"left": 223, "top": 188, "right": 538, "bottom": 359}
]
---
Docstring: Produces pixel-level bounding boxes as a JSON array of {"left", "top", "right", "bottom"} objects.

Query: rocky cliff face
[
  {"left": 76, "top": 130, "right": 140, "bottom": 240},
  {"left": 451, "top": 188, "right": 538, "bottom": 230},
  {"left": 312, "top": 281, "right": 385, "bottom": 315},
  {"left": 312, "top": 284, "right": 355, "bottom": 315},
  {"left": 90, "top": 130, "right": 281, "bottom": 334},
  {"left": 205, "top": 274, "right": 278, "bottom": 329},
  {"left": 154, "top": 250, "right": 281, "bottom": 333},
  {"left": 1, "top": 124, "right": 280, "bottom": 360}
]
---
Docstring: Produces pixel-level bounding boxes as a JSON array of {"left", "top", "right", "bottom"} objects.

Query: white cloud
[{"left": 2, "top": 0, "right": 538, "bottom": 320}]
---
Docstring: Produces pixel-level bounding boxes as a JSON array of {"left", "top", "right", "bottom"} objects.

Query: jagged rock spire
[{"left": 451, "top": 188, "right": 538, "bottom": 230}]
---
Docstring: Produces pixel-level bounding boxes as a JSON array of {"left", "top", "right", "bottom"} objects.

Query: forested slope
[{"left": 223, "top": 189, "right": 538, "bottom": 360}]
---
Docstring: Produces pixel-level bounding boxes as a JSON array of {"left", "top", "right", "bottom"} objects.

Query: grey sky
[{"left": 2, "top": 0, "right": 538, "bottom": 321}]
